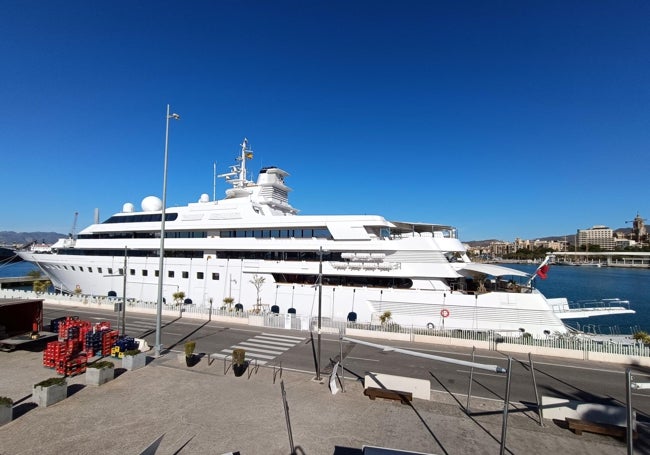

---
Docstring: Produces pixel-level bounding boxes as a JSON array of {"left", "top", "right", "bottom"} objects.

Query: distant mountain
[{"left": 0, "top": 231, "right": 65, "bottom": 246}]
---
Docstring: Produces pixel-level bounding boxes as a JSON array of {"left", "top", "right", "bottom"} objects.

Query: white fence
[{"left": 2, "top": 289, "right": 649, "bottom": 365}]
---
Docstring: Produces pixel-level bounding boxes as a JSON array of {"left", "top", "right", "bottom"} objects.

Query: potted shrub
[
  {"left": 232, "top": 348, "right": 247, "bottom": 377},
  {"left": 222, "top": 296, "right": 235, "bottom": 312},
  {"left": 32, "top": 377, "right": 67, "bottom": 407},
  {"left": 184, "top": 340, "right": 196, "bottom": 367},
  {"left": 86, "top": 360, "right": 115, "bottom": 386},
  {"left": 0, "top": 396, "right": 13, "bottom": 426},
  {"left": 122, "top": 349, "right": 146, "bottom": 371}
]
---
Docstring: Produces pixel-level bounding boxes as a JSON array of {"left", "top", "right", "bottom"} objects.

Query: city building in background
[
  {"left": 577, "top": 225, "right": 615, "bottom": 251},
  {"left": 468, "top": 212, "right": 647, "bottom": 259}
]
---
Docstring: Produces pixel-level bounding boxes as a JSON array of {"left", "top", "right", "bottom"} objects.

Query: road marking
[
  {"left": 223, "top": 348, "right": 276, "bottom": 359},
  {"left": 456, "top": 369, "right": 504, "bottom": 378},
  {"left": 235, "top": 343, "right": 285, "bottom": 355},
  {"left": 250, "top": 337, "right": 297, "bottom": 347},
  {"left": 217, "top": 332, "right": 306, "bottom": 365},
  {"left": 346, "top": 356, "right": 379, "bottom": 362},
  {"left": 404, "top": 346, "right": 626, "bottom": 374},
  {"left": 261, "top": 332, "right": 304, "bottom": 340}
]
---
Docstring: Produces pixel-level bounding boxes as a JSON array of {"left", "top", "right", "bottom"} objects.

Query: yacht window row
[
  {"left": 219, "top": 228, "right": 331, "bottom": 239},
  {"left": 77, "top": 227, "right": 331, "bottom": 240},
  {"left": 55, "top": 248, "right": 343, "bottom": 262},
  {"left": 273, "top": 273, "right": 413, "bottom": 289},
  {"left": 44, "top": 259, "right": 409, "bottom": 290},
  {"left": 78, "top": 231, "right": 207, "bottom": 240},
  {"left": 44, "top": 263, "right": 219, "bottom": 281}
]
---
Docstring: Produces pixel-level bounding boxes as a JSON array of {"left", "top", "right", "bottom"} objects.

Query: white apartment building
[{"left": 577, "top": 225, "right": 615, "bottom": 251}]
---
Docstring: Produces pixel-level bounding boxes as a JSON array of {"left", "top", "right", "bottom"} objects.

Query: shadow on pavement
[{"left": 12, "top": 401, "right": 38, "bottom": 419}]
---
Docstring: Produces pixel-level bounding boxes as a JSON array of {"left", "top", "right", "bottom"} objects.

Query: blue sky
[{"left": 1, "top": 1, "right": 648, "bottom": 241}]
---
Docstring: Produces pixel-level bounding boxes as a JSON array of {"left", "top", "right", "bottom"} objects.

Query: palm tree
[
  {"left": 379, "top": 310, "right": 392, "bottom": 325},
  {"left": 222, "top": 296, "right": 235, "bottom": 311},
  {"left": 249, "top": 275, "right": 266, "bottom": 312},
  {"left": 33, "top": 279, "right": 51, "bottom": 295},
  {"left": 173, "top": 291, "right": 185, "bottom": 306}
]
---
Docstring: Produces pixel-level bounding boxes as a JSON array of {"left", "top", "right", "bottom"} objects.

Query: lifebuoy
[{"left": 440, "top": 308, "right": 450, "bottom": 318}]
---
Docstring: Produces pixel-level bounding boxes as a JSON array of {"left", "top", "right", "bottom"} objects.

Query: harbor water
[
  {"left": 510, "top": 263, "right": 650, "bottom": 335},
  {"left": 1, "top": 260, "right": 648, "bottom": 334}
]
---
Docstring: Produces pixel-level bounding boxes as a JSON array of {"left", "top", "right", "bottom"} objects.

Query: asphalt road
[{"left": 43, "top": 303, "right": 650, "bottom": 420}]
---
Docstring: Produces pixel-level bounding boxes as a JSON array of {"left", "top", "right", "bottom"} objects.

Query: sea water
[
  {"left": 0, "top": 261, "right": 39, "bottom": 278},
  {"left": 509, "top": 263, "right": 650, "bottom": 334},
  {"left": 1, "top": 261, "right": 648, "bottom": 334}
]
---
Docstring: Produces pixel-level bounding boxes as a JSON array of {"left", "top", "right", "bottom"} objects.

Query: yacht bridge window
[{"left": 101, "top": 213, "right": 179, "bottom": 224}]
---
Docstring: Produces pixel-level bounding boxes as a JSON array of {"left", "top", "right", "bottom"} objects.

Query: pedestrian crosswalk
[
  {"left": 212, "top": 332, "right": 305, "bottom": 366},
  {"left": 91, "top": 316, "right": 305, "bottom": 366}
]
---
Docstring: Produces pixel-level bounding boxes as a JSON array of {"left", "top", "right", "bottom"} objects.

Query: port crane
[{"left": 68, "top": 211, "right": 79, "bottom": 239}]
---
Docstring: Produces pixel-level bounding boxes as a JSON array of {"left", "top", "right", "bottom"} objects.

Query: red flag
[{"left": 537, "top": 264, "right": 549, "bottom": 280}]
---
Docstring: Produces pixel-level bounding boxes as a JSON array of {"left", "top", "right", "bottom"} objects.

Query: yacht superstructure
[{"left": 18, "top": 139, "right": 634, "bottom": 337}]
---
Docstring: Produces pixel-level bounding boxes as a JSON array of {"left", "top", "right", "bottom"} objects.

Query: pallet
[
  {"left": 363, "top": 387, "right": 413, "bottom": 404},
  {"left": 566, "top": 417, "right": 637, "bottom": 440}
]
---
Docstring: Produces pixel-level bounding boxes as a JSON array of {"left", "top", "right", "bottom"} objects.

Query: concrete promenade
[{"left": 0, "top": 346, "right": 640, "bottom": 455}]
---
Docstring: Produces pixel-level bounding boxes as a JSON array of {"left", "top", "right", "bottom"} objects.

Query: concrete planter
[
  {"left": 86, "top": 366, "right": 115, "bottom": 386},
  {"left": 32, "top": 380, "right": 67, "bottom": 407},
  {"left": 0, "top": 403, "right": 12, "bottom": 426},
  {"left": 122, "top": 352, "right": 147, "bottom": 371}
]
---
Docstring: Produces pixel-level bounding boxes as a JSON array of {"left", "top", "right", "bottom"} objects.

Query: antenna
[{"left": 213, "top": 161, "right": 217, "bottom": 201}]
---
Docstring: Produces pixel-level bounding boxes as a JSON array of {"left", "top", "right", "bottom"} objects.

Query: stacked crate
[
  {"left": 84, "top": 331, "right": 102, "bottom": 357},
  {"left": 102, "top": 330, "right": 119, "bottom": 356},
  {"left": 58, "top": 353, "right": 87, "bottom": 376},
  {"left": 49, "top": 316, "right": 67, "bottom": 334},
  {"left": 58, "top": 317, "right": 92, "bottom": 343},
  {"left": 82, "top": 321, "right": 114, "bottom": 357},
  {"left": 42, "top": 316, "right": 126, "bottom": 375},
  {"left": 43, "top": 341, "right": 68, "bottom": 368},
  {"left": 42, "top": 317, "right": 91, "bottom": 376},
  {"left": 111, "top": 336, "right": 138, "bottom": 358}
]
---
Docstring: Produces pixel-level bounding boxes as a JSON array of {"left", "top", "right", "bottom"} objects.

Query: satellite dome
[
  {"left": 122, "top": 202, "right": 135, "bottom": 213},
  {"left": 199, "top": 193, "right": 210, "bottom": 203},
  {"left": 141, "top": 196, "right": 163, "bottom": 212}
]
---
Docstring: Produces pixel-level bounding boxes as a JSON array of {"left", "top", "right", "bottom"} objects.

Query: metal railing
[{"left": 2, "top": 288, "right": 648, "bottom": 360}]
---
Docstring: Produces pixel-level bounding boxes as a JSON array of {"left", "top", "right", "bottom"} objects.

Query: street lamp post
[
  {"left": 317, "top": 246, "right": 324, "bottom": 381},
  {"left": 121, "top": 245, "right": 127, "bottom": 336},
  {"left": 154, "top": 104, "right": 179, "bottom": 357}
]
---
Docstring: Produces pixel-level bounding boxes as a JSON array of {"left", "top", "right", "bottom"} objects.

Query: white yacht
[{"left": 18, "top": 139, "right": 634, "bottom": 337}]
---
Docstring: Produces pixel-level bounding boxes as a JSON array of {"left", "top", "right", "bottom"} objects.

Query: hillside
[{"left": 0, "top": 231, "right": 66, "bottom": 246}]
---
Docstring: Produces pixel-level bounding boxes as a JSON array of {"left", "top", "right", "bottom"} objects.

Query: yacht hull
[{"left": 21, "top": 252, "right": 570, "bottom": 337}]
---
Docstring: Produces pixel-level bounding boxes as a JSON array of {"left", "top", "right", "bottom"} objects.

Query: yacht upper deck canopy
[
  {"left": 390, "top": 221, "right": 455, "bottom": 235},
  {"left": 454, "top": 263, "right": 529, "bottom": 278}
]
